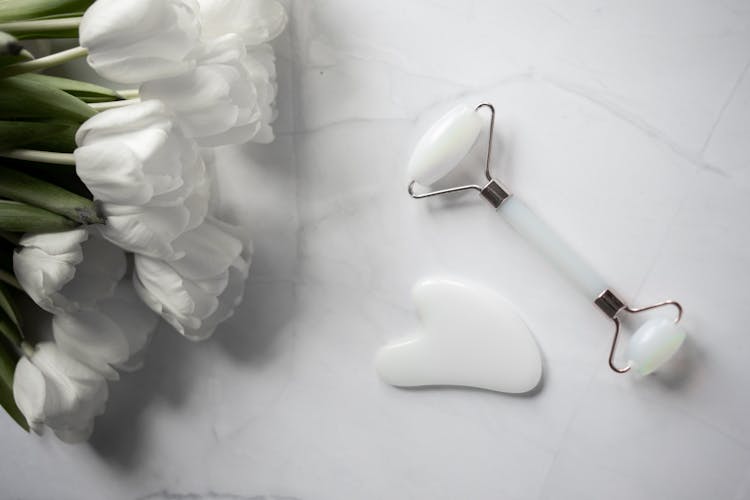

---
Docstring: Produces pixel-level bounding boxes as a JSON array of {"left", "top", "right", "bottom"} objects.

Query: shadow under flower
[
  {"left": 88, "top": 6, "right": 303, "bottom": 469},
  {"left": 88, "top": 139, "right": 300, "bottom": 472},
  {"left": 88, "top": 270, "right": 297, "bottom": 469}
]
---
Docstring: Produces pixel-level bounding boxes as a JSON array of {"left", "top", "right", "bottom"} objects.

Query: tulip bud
[
  {"left": 133, "top": 216, "right": 251, "bottom": 340},
  {"left": 13, "top": 228, "right": 127, "bottom": 314},
  {"left": 79, "top": 0, "right": 201, "bottom": 84},
  {"left": 53, "top": 281, "right": 160, "bottom": 380},
  {"left": 74, "top": 100, "right": 205, "bottom": 207},
  {"left": 99, "top": 173, "right": 210, "bottom": 259},
  {"left": 13, "top": 342, "right": 108, "bottom": 443},
  {"left": 140, "top": 34, "right": 262, "bottom": 147}
]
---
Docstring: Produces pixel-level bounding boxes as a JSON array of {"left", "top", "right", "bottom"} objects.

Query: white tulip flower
[
  {"left": 13, "top": 228, "right": 127, "bottom": 315},
  {"left": 99, "top": 172, "right": 210, "bottom": 260},
  {"left": 53, "top": 280, "right": 161, "bottom": 380},
  {"left": 80, "top": 0, "right": 202, "bottom": 84},
  {"left": 133, "top": 216, "right": 252, "bottom": 340},
  {"left": 74, "top": 100, "right": 205, "bottom": 207},
  {"left": 141, "top": 34, "right": 263, "bottom": 147},
  {"left": 13, "top": 342, "right": 108, "bottom": 443},
  {"left": 198, "top": 0, "right": 287, "bottom": 46}
]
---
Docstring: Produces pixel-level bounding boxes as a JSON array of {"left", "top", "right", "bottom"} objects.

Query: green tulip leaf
[
  {"left": 0, "top": 120, "right": 76, "bottom": 151},
  {"left": 0, "top": 342, "right": 28, "bottom": 432},
  {"left": 0, "top": 336, "right": 16, "bottom": 386},
  {"left": 0, "top": 282, "right": 21, "bottom": 330},
  {"left": 0, "top": 165, "right": 99, "bottom": 221},
  {"left": 0, "top": 269, "right": 19, "bottom": 290},
  {"left": 0, "top": 158, "right": 89, "bottom": 200},
  {"left": 23, "top": 12, "right": 87, "bottom": 20},
  {"left": 0, "top": 53, "right": 28, "bottom": 67},
  {"left": 0, "top": 167, "right": 101, "bottom": 224},
  {"left": 18, "top": 74, "right": 121, "bottom": 103},
  {"left": 0, "top": 248, "right": 20, "bottom": 290},
  {"left": 0, "top": 200, "right": 79, "bottom": 232},
  {"left": 21, "top": 128, "right": 78, "bottom": 153},
  {"left": 0, "top": 0, "right": 94, "bottom": 23},
  {"left": 0, "top": 74, "right": 95, "bottom": 123},
  {"left": 10, "top": 28, "right": 78, "bottom": 40},
  {"left": 0, "top": 157, "right": 89, "bottom": 197},
  {"left": 0, "top": 17, "right": 80, "bottom": 40},
  {"left": 0, "top": 309, "right": 21, "bottom": 347}
]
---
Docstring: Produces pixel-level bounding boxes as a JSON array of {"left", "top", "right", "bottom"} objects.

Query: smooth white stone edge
[{"left": 375, "top": 278, "right": 543, "bottom": 394}]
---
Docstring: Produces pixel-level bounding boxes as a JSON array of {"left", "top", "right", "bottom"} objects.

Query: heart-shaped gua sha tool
[
  {"left": 406, "top": 103, "right": 686, "bottom": 375},
  {"left": 375, "top": 278, "right": 542, "bottom": 393}
]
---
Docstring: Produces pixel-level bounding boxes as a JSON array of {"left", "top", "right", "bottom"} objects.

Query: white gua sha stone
[
  {"left": 406, "top": 103, "right": 686, "bottom": 375},
  {"left": 375, "top": 278, "right": 542, "bottom": 393}
]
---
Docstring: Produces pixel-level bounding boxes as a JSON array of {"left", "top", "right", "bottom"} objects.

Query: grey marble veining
[{"left": 2, "top": 1, "right": 749, "bottom": 499}]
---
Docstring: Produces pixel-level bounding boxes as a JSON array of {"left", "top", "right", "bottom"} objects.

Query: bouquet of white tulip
[{"left": 0, "top": 0, "right": 286, "bottom": 442}]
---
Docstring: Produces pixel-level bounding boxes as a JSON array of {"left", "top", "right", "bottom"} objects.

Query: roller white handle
[{"left": 499, "top": 196, "right": 607, "bottom": 300}]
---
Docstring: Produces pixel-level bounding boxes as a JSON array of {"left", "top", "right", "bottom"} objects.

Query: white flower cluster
[
  {"left": 81, "top": 0, "right": 284, "bottom": 145},
  {"left": 13, "top": 228, "right": 158, "bottom": 441},
  {"left": 10, "top": 0, "right": 285, "bottom": 442}
]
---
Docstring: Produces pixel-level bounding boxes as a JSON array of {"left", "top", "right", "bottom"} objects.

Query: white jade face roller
[{"left": 407, "top": 103, "right": 686, "bottom": 375}]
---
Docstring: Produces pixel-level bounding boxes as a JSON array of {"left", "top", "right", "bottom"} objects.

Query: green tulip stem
[
  {"left": 0, "top": 17, "right": 82, "bottom": 36},
  {"left": 117, "top": 89, "right": 139, "bottom": 99},
  {"left": 0, "top": 149, "right": 76, "bottom": 166},
  {"left": 0, "top": 270, "right": 20, "bottom": 292},
  {"left": 17, "top": 49, "right": 34, "bottom": 61},
  {"left": 0, "top": 46, "right": 88, "bottom": 78},
  {"left": 90, "top": 98, "right": 141, "bottom": 111}
]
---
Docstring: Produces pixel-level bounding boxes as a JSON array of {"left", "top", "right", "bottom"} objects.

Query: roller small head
[{"left": 407, "top": 104, "right": 483, "bottom": 186}]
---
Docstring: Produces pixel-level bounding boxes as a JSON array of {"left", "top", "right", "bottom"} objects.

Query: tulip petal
[
  {"left": 81, "top": 0, "right": 201, "bottom": 84},
  {"left": 140, "top": 34, "right": 273, "bottom": 146},
  {"left": 12, "top": 357, "right": 46, "bottom": 434},
  {"left": 169, "top": 217, "right": 243, "bottom": 280},
  {"left": 13, "top": 229, "right": 90, "bottom": 314},
  {"left": 18, "top": 228, "right": 88, "bottom": 256},
  {"left": 75, "top": 101, "right": 201, "bottom": 207},
  {"left": 53, "top": 311, "right": 128, "bottom": 381},
  {"left": 134, "top": 255, "right": 221, "bottom": 327},
  {"left": 14, "top": 340, "right": 111, "bottom": 443},
  {"left": 195, "top": 33, "right": 246, "bottom": 65},
  {"left": 13, "top": 343, "right": 108, "bottom": 442},
  {"left": 74, "top": 143, "right": 153, "bottom": 205},
  {"left": 197, "top": 122, "right": 261, "bottom": 147},
  {"left": 76, "top": 100, "right": 169, "bottom": 145},
  {"left": 100, "top": 178, "right": 211, "bottom": 259},
  {"left": 133, "top": 215, "right": 252, "bottom": 340},
  {"left": 104, "top": 282, "right": 160, "bottom": 372},
  {"left": 54, "top": 234, "right": 127, "bottom": 312},
  {"left": 182, "top": 255, "right": 250, "bottom": 340},
  {"left": 198, "top": 0, "right": 287, "bottom": 45},
  {"left": 54, "top": 421, "right": 95, "bottom": 443}
]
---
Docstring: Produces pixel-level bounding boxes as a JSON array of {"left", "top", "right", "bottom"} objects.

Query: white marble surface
[{"left": 3, "top": 1, "right": 750, "bottom": 499}]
